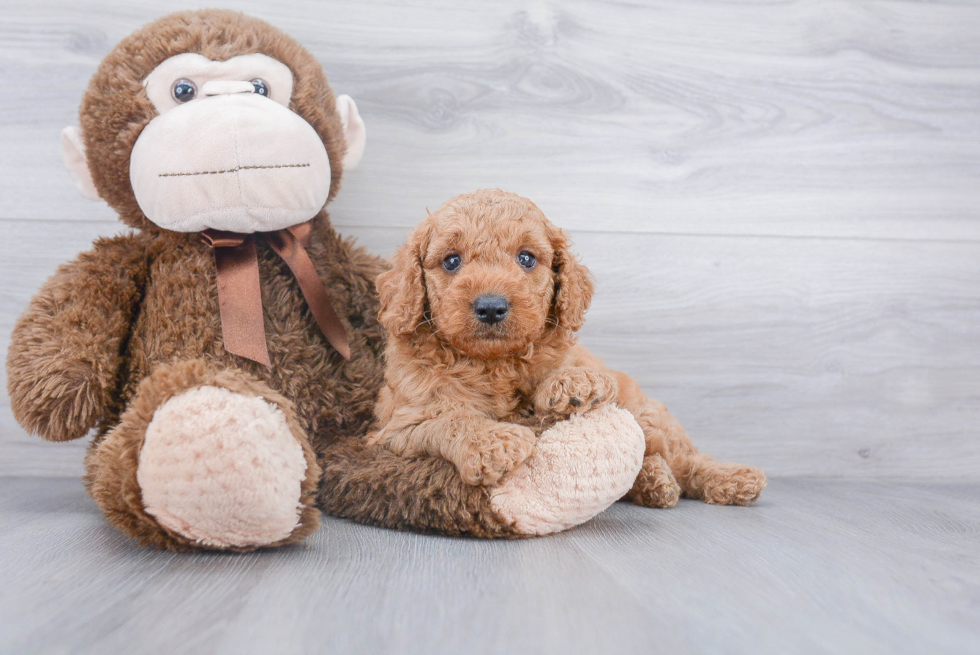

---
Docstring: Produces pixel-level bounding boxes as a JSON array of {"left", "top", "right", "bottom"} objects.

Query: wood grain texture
[
  {"left": 2, "top": 0, "right": 980, "bottom": 239},
  {"left": 1, "top": 0, "right": 979, "bottom": 477},
  {"left": 3, "top": 219, "right": 978, "bottom": 478},
  {"left": 1, "top": 477, "right": 978, "bottom": 654}
]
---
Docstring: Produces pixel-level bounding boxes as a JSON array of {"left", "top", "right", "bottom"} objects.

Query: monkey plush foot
[
  {"left": 488, "top": 405, "right": 645, "bottom": 536},
  {"left": 85, "top": 359, "right": 320, "bottom": 551},
  {"left": 137, "top": 386, "right": 310, "bottom": 548}
]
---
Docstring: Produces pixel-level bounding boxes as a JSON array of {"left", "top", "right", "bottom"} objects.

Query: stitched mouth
[{"left": 159, "top": 163, "right": 310, "bottom": 178}]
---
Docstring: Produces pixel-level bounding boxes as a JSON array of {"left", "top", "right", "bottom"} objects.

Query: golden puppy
[{"left": 371, "top": 189, "right": 766, "bottom": 507}]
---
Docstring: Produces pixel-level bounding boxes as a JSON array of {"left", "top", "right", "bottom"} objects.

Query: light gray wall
[{"left": 2, "top": 0, "right": 978, "bottom": 478}]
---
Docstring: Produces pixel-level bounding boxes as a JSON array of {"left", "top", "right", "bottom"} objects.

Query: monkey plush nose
[
  {"left": 201, "top": 80, "right": 257, "bottom": 96},
  {"left": 473, "top": 295, "right": 510, "bottom": 325}
]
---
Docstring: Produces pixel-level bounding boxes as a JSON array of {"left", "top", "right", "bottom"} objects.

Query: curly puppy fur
[{"left": 371, "top": 189, "right": 767, "bottom": 507}]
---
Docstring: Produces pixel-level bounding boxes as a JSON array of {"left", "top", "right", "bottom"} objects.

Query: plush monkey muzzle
[{"left": 130, "top": 86, "right": 331, "bottom": 234}]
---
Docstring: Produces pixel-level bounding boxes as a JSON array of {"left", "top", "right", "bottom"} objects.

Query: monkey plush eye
[
  {"left": 517, "top": 251, "right": 537, "bottom": 269},
  {"left": 170, "top": 79, "right": 197, "bottom": 103},
  {"left": 250, "top": 79, "right": 270, "bottom": 97},
  {"left": 443, "top": 254, "right": 462, "bottom": 272}
]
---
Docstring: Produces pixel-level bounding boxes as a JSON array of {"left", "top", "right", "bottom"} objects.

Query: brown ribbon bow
[{"left": 201, "top": 221, "right": 350, "bottom": 366}]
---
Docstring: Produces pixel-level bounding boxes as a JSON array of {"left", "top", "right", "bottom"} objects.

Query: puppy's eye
[
  {"left": 171, "top": 79, "right": 198, "bottom": 103},
  {"left": 443, "top": 254, "right": 462, "bottom": 272},
  {"left": 517, "top": 251, "right": 537, "bottom": 269}
]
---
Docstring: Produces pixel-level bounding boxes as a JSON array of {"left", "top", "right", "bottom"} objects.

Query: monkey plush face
[
  {"left": 60, "top": 10, "right": 365, "bottom": 233},
  {"left": 129, "top": 53, "right": 333, "bottom": 232}
]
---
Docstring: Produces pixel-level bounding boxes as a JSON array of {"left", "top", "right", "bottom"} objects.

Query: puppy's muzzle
[{"left": 473, "top": 294, "right": 509, "bottom": 325}]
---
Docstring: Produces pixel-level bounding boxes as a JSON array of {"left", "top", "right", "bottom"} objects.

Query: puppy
[{"left": 371, "top": 189, "right": 766, "bottom": 507}]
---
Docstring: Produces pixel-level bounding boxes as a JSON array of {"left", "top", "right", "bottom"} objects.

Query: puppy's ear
[
  {"left": 377, "top": 225, "right": 429, "bottom": 336},
  {"left": 548, "top": 224, "right": 593, "bottom": 333}
]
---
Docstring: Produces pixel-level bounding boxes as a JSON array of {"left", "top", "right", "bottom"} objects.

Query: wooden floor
[{"left": 1, "top": 477, "right": 977, "bottom": 655}]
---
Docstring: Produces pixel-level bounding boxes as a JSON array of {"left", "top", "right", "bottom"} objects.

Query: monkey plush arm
[
  {"left": 371, "top": 404, "right": 536, "bottom": 487},
  {"left": 6, "top": 234, "right": 148, "bottom": 441}
]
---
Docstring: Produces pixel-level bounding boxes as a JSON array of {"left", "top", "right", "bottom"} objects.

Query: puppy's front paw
[
  {"left": 536, "top": 367, "right": 619, "bottom": 417},
  {"left": 455, "top": 424, "right": 536, "bottom": 486}
]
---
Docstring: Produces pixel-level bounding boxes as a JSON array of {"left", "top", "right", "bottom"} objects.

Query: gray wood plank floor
[{"left": 1, "top": 477, "right": 978, "bottom": 655}]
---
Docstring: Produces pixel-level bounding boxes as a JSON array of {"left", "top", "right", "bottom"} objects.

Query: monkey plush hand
[{"left": 7, "top": 11, "right": 653, "bottom": 550}]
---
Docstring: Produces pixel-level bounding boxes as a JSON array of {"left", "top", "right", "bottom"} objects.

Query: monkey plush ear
[
  {"left": 335, "top": 95, "right": 366, "bottom": 170},
  {"left": 60, "top": 127, "right": 100, "bottom": 201}
]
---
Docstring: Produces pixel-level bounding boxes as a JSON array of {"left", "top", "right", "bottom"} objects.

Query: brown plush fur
[
  {"left": 317, "top": 439, "right": 526, "bottom": 538},
  {"left": 5, "top": 10, "right": 390, "bottom": 551},
  {"left": 371, "top": 190, "right": 767, "bottom": 507}
]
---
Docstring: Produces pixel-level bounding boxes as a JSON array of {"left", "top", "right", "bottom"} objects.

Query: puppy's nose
[{"left": 473, "top": 295, "right": 509, "bottom": 325}]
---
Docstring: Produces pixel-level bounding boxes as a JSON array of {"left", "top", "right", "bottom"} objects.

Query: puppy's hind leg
[
  {"left": 634, "top": 399, "right": 766, "bottom": 506},
  {"left": 612, "top": 371, "right": 766, "bottom": 507},
  {"left": 628, "top": 453, "right": 681, "bottom": 508}
]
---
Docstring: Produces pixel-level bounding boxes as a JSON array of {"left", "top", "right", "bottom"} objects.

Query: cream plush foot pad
[
  {"left": 489, "top": 405, "right": 645, "bottom": 535},
  {"left": 137, "top": 386, "right": 308, "bottom": 548}
]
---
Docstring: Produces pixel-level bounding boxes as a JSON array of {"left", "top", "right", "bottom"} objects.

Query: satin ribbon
[{"left": 201, "top": 222, "right": 351, "bottom": 367}]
